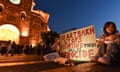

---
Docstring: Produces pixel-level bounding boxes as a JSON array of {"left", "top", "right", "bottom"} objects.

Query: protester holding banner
[
  {"left": 91, "top": 21, "right": 120, "bottom": 65},
  {"left": 51, "top": 37, "right": 60, "bottom": 53}
]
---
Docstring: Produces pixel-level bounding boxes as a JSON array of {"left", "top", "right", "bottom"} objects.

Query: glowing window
[
  {"left": 0, "top": 24, "right": 20, "bottom": 44},
  {"left": 9, "top": 0, "right": 21, "bottom": 5}
]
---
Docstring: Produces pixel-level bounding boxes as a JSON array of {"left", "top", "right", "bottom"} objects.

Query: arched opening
[
  {"left": 0, "top": 3, "right": 4, "bottom": 14},
  {"left": 0, "top": 24, "right": 20, "bottom": 44},
  {"left": 0, "top": 6, "right": 3, "bottom": 14},
  {"left": 21, "top": 11, "right": 26, "bottom": 20}
]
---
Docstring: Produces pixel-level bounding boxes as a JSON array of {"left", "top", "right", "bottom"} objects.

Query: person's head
[{"left": 103, "top": 21, "right": 117, "bottom": 35}]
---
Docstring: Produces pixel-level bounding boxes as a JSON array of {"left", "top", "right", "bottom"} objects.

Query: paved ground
[
  {"left": 0, "top": 54, "right": 44, "bottom": 66},
  {"left": 1, "top": 61, "right": 120, "bottom": 72},
  {"left": 41, "top": 62, "right": 120, "bottom": 72},
  {"left": 0, "top": 54, "right": 120, "bottom": 72}
]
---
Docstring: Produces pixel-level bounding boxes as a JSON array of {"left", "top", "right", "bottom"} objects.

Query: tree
[{"left": 41, "top": 31, "right": 59, "bottom": 46}]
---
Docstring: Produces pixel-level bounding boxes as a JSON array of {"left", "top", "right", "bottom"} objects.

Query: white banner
[{"left": 60, "top": 25, "right": 97, "bottom": 61}]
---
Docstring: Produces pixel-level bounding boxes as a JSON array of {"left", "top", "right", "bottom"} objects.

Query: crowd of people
[
  {"left": 0, "top": 40, "right": 48, "bottom": 56},
  {"left": 0, "top": 21, "right": 120, "bottom": 66}
]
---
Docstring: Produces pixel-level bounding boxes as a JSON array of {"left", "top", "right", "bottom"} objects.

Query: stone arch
[
  {"left": 20, "top": 11, "right": 27, "bottom": 20},
  {"left": 0, "top": 24, "right": 20, "bottom": 44},
  {"left": 0, "top": 3, "right": 4, "bottom": 14}
]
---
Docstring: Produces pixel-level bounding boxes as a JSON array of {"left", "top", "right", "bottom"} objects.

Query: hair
[{"left": 103, "top": 21, "right": 117, "bottom": 36}]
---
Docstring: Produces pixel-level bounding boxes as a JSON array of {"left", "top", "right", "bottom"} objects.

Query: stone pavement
[
  {"left": 0, "top": 54, "right": 45, "bottom": 67},
  {"left": 41, "top": 62, "right": 120, "bottom": 72},
  {"left": 1, "top": 54, "right": 120, "bottom": 72}
]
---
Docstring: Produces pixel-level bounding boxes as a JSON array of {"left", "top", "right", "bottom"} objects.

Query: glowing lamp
[
  {"left": 21, "top": 31, "right": 28, "bottom": 37},
  {"left": 31, "top": 40, "right": 37, "bottom": 47},
  {"left": 21, "top": 27, "right": 29, "bottom": 37}
]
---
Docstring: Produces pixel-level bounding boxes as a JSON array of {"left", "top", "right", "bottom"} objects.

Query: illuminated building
[{"left": 0, "top": 0, "right": 50, "bottom": 46}]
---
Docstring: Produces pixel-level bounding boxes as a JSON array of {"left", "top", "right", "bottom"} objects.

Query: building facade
[{"left": 0, "top": 0, "right": 49, "bottom": 46}]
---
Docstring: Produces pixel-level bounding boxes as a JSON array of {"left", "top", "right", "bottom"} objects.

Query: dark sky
[{"left": 34, "top": 0, "right": 120, "bottom": 37}]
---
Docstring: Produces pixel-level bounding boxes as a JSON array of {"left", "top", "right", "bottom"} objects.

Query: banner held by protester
[{"left": 60, "top": 25, "right": 97, "bottom": 61}]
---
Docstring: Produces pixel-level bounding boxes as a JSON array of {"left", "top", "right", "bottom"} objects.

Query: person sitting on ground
[{"left": 91, "top": 21, "right": 120, "bottom": 65}]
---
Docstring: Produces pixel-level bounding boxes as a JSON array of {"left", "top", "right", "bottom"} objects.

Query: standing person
[
  {"left": 51, "top": 37, "right": 60, "bottom": 53},
  {"left": 0, "top": 42, "right": 7, "bottom": 56},
  {"left": 91, "top": 21, "right": 120, "bottom": 65},
  {"left": 11, "top": 41, "right": 16, "bottom": 56},
  {"left": 6, "top": 40, "right": 12, "bottom": 56},
  {"left": 36, "top": 43, "right": 42, "bottom": 55}
]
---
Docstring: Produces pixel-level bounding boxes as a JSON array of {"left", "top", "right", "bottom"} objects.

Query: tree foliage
[{"left": 41, "top": 31, "right": 59, "bottom": 45}]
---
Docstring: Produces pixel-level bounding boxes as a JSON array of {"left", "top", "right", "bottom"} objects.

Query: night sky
[{"left": 34, "top": 0, "right": 120, "bottom": 37}]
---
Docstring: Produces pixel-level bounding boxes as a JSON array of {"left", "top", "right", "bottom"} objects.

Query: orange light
[
  {"left": 21, "top": 31, "right": 28, "bottom": 37},
  {"left": 21, "top": 27, "right": 29, "bottom": 37},
  {"left": 31, "top": 40, "right": 36, "bottom": 47}
]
